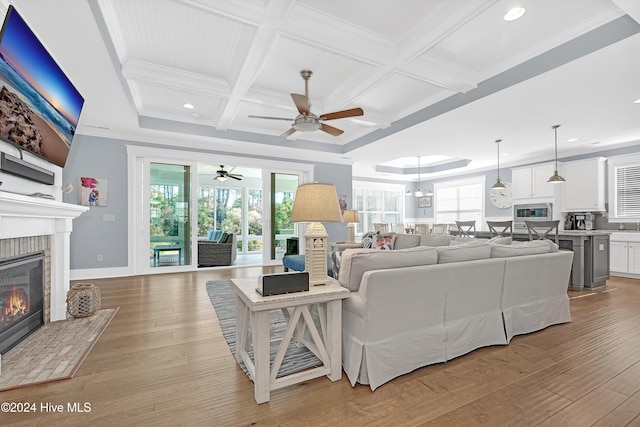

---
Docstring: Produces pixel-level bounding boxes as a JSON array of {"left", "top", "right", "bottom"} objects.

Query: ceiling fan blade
[
  {"left": 319, "top": 107, "right": 364, "bottom": 121},
  {"left": 291, "top": 94, "right": 310, "bottom": 115},
  {"left": 248, "top": 115, "right": 293, "bottom": 121},
  {"left": 229, "top": 175, "right": 242, "bottom": 181},
  {"left": 320, "top": 123, "right": 344, "bottom": 136},
  {"left": 281, "top": 128, "right": 296, "bottom": 137}
]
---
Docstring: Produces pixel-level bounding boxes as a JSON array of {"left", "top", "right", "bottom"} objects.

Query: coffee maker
[{"left": 568, "top": 212, "right": 595, "bottom": 230}]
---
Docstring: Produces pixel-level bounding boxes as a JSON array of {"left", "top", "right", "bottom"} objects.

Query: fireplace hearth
[{"left": 0, "top": 253, "right": 44, "bottom": 355}]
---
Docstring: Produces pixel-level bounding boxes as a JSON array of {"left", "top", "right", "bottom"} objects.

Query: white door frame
[{"left": 127, "top": 145, "right": 313, "bottom": 275}]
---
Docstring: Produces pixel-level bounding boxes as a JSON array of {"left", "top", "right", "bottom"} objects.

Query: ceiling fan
[
  {"left": 214, "top": 165, "right": 243, "bottom": 181},
  {"left": 248, "top": 69, "right": 364, "bottom": 137}
]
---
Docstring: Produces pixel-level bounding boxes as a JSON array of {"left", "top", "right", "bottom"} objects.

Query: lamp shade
[
  {"left": 290, "top": 183, "right": 343, "bottom": 223},
  {"left": 342, "top": 209, "right": 360, "bottom": 223}
]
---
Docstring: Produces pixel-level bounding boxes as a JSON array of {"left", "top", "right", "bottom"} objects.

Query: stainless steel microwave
[{"left": 513, "top": 203, "right": 553, "bottom": 229}]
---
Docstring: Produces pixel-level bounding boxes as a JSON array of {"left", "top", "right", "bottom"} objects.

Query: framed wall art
[{"left": 417, "top": 195, "right": 432, "bottom": 208}]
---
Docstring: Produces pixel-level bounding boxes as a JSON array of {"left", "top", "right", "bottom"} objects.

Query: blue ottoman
[{"left": 283, "top": 254, "right": 333, "bottom": 277}]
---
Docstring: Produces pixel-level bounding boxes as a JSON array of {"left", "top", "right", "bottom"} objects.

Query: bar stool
[
  {"left": 487, "top": 220, "right": 513, "bottom": 238},
  {"left": 455, "top": 220, "right": 476, "bottom": 238}
]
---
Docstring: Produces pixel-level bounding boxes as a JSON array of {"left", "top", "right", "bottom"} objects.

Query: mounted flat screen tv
[{"left": 0, "top": 5, "right": 84, "bottom": 168}]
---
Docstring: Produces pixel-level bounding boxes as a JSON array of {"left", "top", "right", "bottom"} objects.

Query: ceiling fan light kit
[
  {"left": 214, "top": 165, "right": 243, "bottom": 181},
  {"left": 248, "top": 70, "right": 363, "bottom": 137}
]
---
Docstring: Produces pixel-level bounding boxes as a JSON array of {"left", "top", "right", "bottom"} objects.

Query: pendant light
[
  {"left": 547, "top": 124, "right": 566, "bottom": 183},
  {"left": 414, "top": 156, "right": 424, "bottom": 197},
  {"left": 491, "top": 139, "right": 506, "bottom": 191},
  {"left": 405, "top": 156, "right": 433, "bottom": 197}
]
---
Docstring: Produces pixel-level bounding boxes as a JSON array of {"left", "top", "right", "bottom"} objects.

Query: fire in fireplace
[{"left": 0, "top": 253, "right": 44, "bottom": 355}]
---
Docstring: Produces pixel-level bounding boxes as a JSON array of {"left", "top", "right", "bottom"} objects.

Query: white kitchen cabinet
[
  {"left": 610, "top": 232, "right": 640, "bottom": 276},
  {"left": 561, "top": 157, "right": 606, "bottom": 212},
  {"left": 512, "top": 163, "right": 555, "bottom": 199},
  {"left": 610, "top": 240, "right": 628, "bottom": 273},
  {"left": 629, "top": 243, "right": 640, "bottom": 275}
]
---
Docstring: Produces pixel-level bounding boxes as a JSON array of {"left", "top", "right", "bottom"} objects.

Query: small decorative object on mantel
[{"left": 66, "top": 283, "right": 101, "bottom": 318}]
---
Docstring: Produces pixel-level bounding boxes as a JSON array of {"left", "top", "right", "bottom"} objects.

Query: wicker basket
[{"left": 66, "top": 283, "right": 101, "bottom": 318}]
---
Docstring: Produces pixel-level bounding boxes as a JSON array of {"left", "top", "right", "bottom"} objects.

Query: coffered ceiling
[{"left": 8, "top": 0, "right": 640, "bottom": 181}]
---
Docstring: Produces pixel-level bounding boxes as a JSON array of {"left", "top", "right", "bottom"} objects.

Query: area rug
[
  {"left": 0, "top": 308, "right": 118, "bottom": 392},
  {"left": 206, "top": 280, "right": 321, "bottom": 378}
]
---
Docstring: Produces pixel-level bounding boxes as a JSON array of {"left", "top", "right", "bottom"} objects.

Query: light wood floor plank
[{"left": 2, "top": 269, "right": 640, "bottom": 426}]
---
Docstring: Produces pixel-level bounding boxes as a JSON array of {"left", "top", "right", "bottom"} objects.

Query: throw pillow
[
  {"left": 331, "top": 251, "right": 342, "bottom": 280},
  {"left": 361, "top": 232, "right": 376, "bottom": 249},
  {"left": 218, "top": 232, "right": 229, "bottom": 243},
  {"left": 375, "top": 232, "right": 396, "bottom": 250}
]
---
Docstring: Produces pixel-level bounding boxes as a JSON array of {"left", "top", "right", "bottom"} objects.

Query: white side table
[{"left": 230, "top": 278, "right": 350, "bottom": 404}]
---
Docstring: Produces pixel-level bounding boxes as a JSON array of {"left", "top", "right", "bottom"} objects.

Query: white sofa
[{"left": 337, "top": 237, "right": 573, "bottom": 391}]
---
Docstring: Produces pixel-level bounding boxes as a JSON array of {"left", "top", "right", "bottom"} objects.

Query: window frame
[
  {"left": 608, "top": 153, "right": 640, "bottom": 222},
  {"left": 433, "top": 176, "right": 486, "bottom": 225},
  {"left": 352, "top": 181, "right": 405, "bottom": 235}
]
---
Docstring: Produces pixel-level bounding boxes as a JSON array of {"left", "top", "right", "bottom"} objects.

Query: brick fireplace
[{"left": 0, "top": 192, "right": 87, "bottom": 338}]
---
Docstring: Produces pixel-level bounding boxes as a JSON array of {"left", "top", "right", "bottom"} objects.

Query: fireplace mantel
[{"left": 0, "top": 191, "right": 88, "bottom": 321}]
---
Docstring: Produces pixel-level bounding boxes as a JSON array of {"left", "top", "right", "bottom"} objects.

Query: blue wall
[{"left": 64, "top": 134, "right": 352, "bottom": 270}]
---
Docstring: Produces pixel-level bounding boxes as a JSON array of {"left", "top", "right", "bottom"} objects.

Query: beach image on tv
[{"left": 0, "top": 7, "right": 84, "bottom": 167}]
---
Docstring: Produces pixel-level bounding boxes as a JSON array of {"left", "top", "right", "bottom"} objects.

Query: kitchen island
[{"left": 458, "top": 230, "right": 611, "bottom": 291}]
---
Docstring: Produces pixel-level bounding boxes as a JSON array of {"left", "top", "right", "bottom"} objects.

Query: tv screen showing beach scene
[{"left": 0, "top": 5, "right": 84, "bottom": 167}]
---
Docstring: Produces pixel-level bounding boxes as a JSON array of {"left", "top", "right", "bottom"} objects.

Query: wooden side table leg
[
  {"left": 326, "top": 300, "right": 342, "bottom": 382},
  {"left": 251, "top": 310, "right": 271, "bottom": 404},
  {"left": 235, "top": 296, "right": 249, "bottom": 364}
]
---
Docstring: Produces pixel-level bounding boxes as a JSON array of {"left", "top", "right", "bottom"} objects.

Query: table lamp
[
  {"left": 290, "top": 183, "right": 343, "bottom": 286},
  {"left": 342, "top": 210, "right": 360, "bottom": 243}
]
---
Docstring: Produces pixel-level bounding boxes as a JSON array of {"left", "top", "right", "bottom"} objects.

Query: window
[
  {"left": 353, "top": 182, "right": 404, "bottom": 233},
  {"left": 609, "top": 154, "right": 640, "bottom": 221},
  {"left": 434, "top": 177, "right": 485, "bottom": 225}
]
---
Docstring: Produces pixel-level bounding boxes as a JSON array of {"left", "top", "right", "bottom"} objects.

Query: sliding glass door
[
  {"left": 149, "top": 163, "right": 192, "bottom": 268},
  {"left": 269, "top": 173, "right": 299, "bottom": 261}
]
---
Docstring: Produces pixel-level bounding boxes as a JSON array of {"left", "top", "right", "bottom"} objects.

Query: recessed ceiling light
[
  {"left": 568, "top": 138, "right": 578, "bottom": 142},
  {"left": 634, "top": 98, "right": 640, "bottom": 104},
  {"left": 191, "top": 112, "right": 202, "bottom": 119},
  {"left": 504, "top": 7, "right": 526, "bottom": 21},
  {"left": 501, "top": 152, "right": 509, "bottom": 156},
  {"left": 182, "top": 103, "right": 195, "bottom": 109}
]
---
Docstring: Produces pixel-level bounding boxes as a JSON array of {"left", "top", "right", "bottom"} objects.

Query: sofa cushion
[
  {"left": 338, "top": 246, "right": 438, "bottom": 291},
  {"left": 487, "top": 236, "right": 512, "bottom": 245},
  {"left": 207, "top": 230, "right": 223, "bottom": 241},
  {"left": 490, "top": 240, "right": 552, "bottom": 258},
  {"left": 420, "top": 234, "right": 454, "bottom": 247},
  {"left": 393, "top": 233, "right": 421, "bottom": 250},
  {"left": 218, "top": 232, "right": 229, "bottom": 243},
  {"left": 437, "top": 243, "right": 491, "bottom": 263}
]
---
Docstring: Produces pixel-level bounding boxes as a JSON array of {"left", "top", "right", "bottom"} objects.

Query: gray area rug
[{"left": 206, "top": 279, "right": 322, "bottom": 378}]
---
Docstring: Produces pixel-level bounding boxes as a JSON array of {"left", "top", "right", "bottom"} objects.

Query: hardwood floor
[{"left": 3, "top": 269, "right": 640, "bottom": 426}]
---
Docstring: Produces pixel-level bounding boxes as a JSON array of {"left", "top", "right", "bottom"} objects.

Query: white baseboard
[{"left": 70, "top": 266, "right": 132, "bottom": 280}]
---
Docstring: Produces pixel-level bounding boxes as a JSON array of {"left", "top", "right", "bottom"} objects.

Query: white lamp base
[
  {"left": 346, "top": 223, "right": 355, "bottom": 244},
  {"left": 303, "top": 222, "right": 330, "bottom": 286}
]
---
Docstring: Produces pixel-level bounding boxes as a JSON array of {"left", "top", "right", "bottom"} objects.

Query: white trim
[
  {"left": 126, "top": 145, "right": 314, "bottom": 276},
  {"left": 353, "top": 180, "right": 405, "bottom": 191}
]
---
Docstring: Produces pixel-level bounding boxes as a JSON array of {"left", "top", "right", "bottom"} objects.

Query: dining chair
[
  {"left": 431, "top": 223, "right": 448, "bottom": 235},
  {"left": 486, "top": 220, "right": 513, "bottom": 238},
  {"left": 525, "top": 220, "right": 559, "bottom": 243},
  {"left": 373, "top": 223, "right": 389, "bottom": 233},
  {"left": 392, "top": 223, "right": 405, "bottom": 233},
  {"left": 414, "top": 224, "right": 430, "bottom": 235},
  {"left": 455, "top": 220, "right": 476, "bottom": 238}
]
